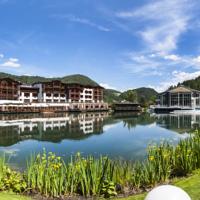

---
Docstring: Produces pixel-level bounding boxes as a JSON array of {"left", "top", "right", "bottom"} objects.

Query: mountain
[
  {"left": 60, "top": 74, "right": 99, "bottom": 86},
  {"left": 182, "top": 76, "right": 200, "bottom": 91},
  {"left": 0, "top": 72, "right": 99, "bottom": 86},
  {"left": 119, "top": 87, "right": 158, "bottom": 106},
  {"left": 135, "top": 87, "right": 158, "bottom": 102},
  {"left": 103, "top": 89, "right": 122, "bottom": 103}
]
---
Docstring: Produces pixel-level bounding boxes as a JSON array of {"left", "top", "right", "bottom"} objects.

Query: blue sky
[{"left": 0, "top": 0, "right": 200, "bottom": 92}]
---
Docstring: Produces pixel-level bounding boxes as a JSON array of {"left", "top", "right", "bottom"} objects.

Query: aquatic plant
[{"left": 26, "top": 151, "right": 118, "bottom": 197}]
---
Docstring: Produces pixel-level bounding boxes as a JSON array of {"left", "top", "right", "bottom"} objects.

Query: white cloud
[
  {"left": 0, "top": 57, "right": 21, "bottom": 68},
  {"left": 173, "top": 70, "right": 200, "bottom": 82},
  {"left": 0, "top": 54, "right": 4, "bottom": 59},
  {"left": 117, "top": 0, "right": 193, "bottom": 53},
  {"left": 163, "top": 54, "right": 181, "bottom": 61},
  {"left": 150, "top": 70, "right": 200, "bottom": 92},
  {"left": 116, "top": 0, "right": 199, "bottom": 88},
  {"left": 100, "top": 83, "right": 117, "bottom": 90},
  {"left": 121, "top": 51, "right": 164, "bottom": 76},
  {"left": 121, "top": 50, "right": 200, "bottom": 78},
  {"left": 9, "top": 58, "right": 19, "bottom": 62},
  {"left": 53, "top": 14, "right": 110, "bottom": 32},
  {"left": 193, "top": 56, "right": 200, "bottom": 66}
]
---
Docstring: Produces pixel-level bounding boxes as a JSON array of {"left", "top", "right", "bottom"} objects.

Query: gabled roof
[
  {"left": 159, "top": 85, "right": 200, "bottom": 95},
  {"left": 0, "top": 77, "right": 21, "bottom": 84},
  {"left": 168, "top": 86, "right": 192, "bottom": 93}
]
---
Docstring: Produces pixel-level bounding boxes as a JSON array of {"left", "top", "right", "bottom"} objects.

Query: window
[
  {"left": 183, "top": 93, "right": 191, "bottom": 107},
  {"left": 24, "top": 93, "right": 30, "bottom": 98},
  {"left": 171, "top": 94, "right": 178, "bottom": 106},
  {"left": 33, "top": 93, "right": 38, "bottom": 98}
]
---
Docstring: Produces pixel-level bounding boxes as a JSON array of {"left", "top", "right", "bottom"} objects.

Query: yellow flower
[
  {"left": 58, "top": 163, "right": 62, "bottom": 168},
  {"left": 163, "top": 154, "right": 168, "bottom": 158},
  {"left": 149, "top": 156, "right": 154, "bottom": 161}
]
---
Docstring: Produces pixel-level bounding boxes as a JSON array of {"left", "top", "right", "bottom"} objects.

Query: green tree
[{"left": 120, "top": 90, "right": 138, "bottom": 103}]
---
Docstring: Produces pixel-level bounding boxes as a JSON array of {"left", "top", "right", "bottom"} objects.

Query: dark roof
[
  {"left": 0, "top": 77, "right": 21, "bottom": 84},
  {"left": 114, "top": 101, "right": 140, "bottom": 106},
  {"left": 33, "top": 80, "right": 63, "bottom": 84},
  {"left": 66, "top": 83, "right": 104, "bottom": 89},
  {"left": 33, "top": 81, "right": 104, "bottom": 89}
]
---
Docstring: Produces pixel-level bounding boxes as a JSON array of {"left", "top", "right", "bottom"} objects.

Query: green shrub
[
  {"left": 0, "top": 156, "right": 27, "bottom": 193},
  {"left": 101, "top": 180, "right": 117, "bottom": 198}
]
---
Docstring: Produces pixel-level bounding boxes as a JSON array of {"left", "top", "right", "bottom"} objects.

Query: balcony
[{"left": 45, "top": 96, "right": 52, "bottom": 99}]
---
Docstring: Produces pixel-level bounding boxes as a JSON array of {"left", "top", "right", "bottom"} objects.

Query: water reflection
[
  {"left": 0, "top": 112, "right": 109, "bottom": 146},
  {"left": 0, "top": 112, "right": 158, "bottom": 146},
  {"left": 155, "top": 113, "right": 200, "bottom": 133},
  {"left": 0, "top": 112, "right": 198, "bottom": 147},
  {"left": 119, "top": 113, "right": 156, "bottom": 130},
  {"left": 0, "top": 112, "right": 198, "bottom": 168}
]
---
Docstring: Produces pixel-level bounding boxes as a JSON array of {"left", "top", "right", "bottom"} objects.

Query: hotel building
[
  {"left": 0, "top": 78, "right": 20, "bottom": 102},
  {"left": 66, "top": 84, "right": 103, "bottom": 103},
  {"left": 19, "top": 85, "right": 39, "bottom": 103},
  {"left": 0, "top": 78, "right": 107, "bottom": 112},
  {"left": 33, "top": 80, "right": 67, "bottom": 103}
]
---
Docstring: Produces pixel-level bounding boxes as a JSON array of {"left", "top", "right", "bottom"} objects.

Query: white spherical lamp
[{"left": 145, "top": 185, "right": 191, "bottom": 200}]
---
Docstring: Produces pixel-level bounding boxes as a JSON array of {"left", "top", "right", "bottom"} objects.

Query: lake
[{"left": 0, "top": 112, "right": 198, "bottom": 169}]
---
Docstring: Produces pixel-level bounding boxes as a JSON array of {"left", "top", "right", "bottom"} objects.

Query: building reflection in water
[
  {"left": 155, "top": 113, "right": 200, "bottom": 133},
  {"left": 1, "top": 112, "right": 199, "bottom": 147},
  {"left": 0, "top": 112, "right": 109, "bottom": 146}
]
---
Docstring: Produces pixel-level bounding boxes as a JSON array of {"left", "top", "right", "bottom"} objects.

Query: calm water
[{"left": 0, "top": 112, "right": 199, "bottom": 169}]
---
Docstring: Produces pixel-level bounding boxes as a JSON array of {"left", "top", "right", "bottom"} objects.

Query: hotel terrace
[
  {"left": 0, "top": 78, "right": 108, "bottom": 113},
  {"left": 157, "top": 85, "right": 200, "bottom": 111}
]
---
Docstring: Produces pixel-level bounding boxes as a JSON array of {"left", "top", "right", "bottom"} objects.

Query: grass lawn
[
  {"left": 0, "top": 192, "right": 30, "bottom": 200},
  {"left": 118, "top": 170, "right": 200, "bottom": 200}
]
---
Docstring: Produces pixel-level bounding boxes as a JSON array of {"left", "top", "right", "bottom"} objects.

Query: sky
[{"left": 0, "top": 0, "right": 200, "bottom": 92}]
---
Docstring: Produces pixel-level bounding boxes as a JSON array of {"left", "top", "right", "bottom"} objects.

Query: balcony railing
[{"left": 155, "top": 105, "right": 194, "bottom": 109}]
